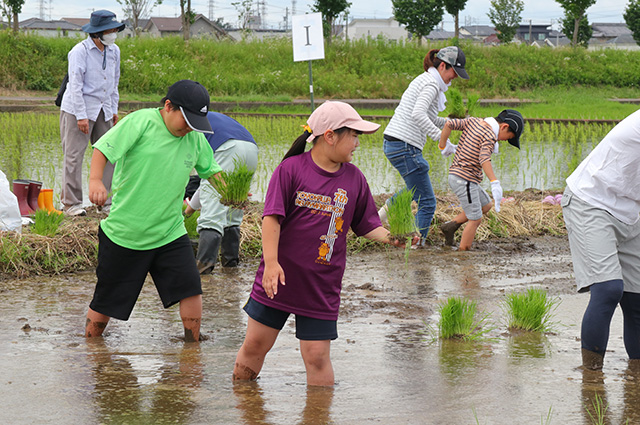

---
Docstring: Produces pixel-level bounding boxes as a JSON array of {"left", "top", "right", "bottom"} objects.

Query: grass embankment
[
  {"left": 1, "top": 31, "right": 640, "bottom": 118},
  {"left": 0, "top": 189, "right": 565, "bottom": 279}
]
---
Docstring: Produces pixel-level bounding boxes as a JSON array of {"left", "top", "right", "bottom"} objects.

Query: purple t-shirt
[{"left": 250, "top": 151, "right": 381, "bottom": 320}]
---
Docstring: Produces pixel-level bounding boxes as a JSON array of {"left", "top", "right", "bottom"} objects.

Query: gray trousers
[{"left": 59, "top": 109, "right": 114, "bottom": 208}]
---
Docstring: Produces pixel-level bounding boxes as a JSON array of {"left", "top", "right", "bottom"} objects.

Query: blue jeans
[{"left": 383, "top": 139, "right": 436, "bottom": 239}]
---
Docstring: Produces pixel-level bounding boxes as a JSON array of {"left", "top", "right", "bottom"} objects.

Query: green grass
[
  {"left": 31, "top": 208, "right": 64, "bottom": 237},
  {"left": 437, "top": 296, "right": 493, "bottom": 341},
  {"left": 584, "top": 393, "right": 608, "bottom": 425},
  {"left": 503, "top": 288, "right": 559, "bottom": 332},
  {"left": 182, "top": 205, "right": 200, "bottom": 239}
]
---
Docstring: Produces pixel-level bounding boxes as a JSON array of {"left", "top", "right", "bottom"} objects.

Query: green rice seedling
[
  {"left": 437, "top": 296, "right": 493, "bottom": 341},
  {"left": 210, "top": 158, "right": 255, "bottom": 209},
  {"left": 584, "top": 393, "right": 608, "bottom": 425},
  {"left": 31, "top": 209, "right": 64, "bottom": 237},
  {"left": 466, "top": 93, "right": 480, "bottom": 117},
  {"left": 182, "top": 205, "right": 200, "bottom": 239},
  {"left": 446, "top": 87, "right": 467, "bottom": 119},
  {"left": 386, "top": 188, "right": 418, "bottom": 243},
  {"left": 503, "top": 288, "right": 559, "bottom": 332}
]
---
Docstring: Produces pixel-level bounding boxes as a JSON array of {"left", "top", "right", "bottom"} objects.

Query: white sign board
[{"left": 291, "top": 13, "right": 325, "bottom": 62}]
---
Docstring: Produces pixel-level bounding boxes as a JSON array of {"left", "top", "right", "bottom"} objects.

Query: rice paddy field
[{"left": 0, "top": 111, "right": 616, "bottom": 205}]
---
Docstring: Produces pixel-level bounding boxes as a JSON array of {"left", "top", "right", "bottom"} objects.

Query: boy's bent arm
[
  {"left": 482, "top": 160, "right": 498, "bottom": 182},
  {"left": 261, "top": 215, "right": 285, "bottom": 299},
  {"left": 89, "top": 148, "right": 109, "bottom": 206}
]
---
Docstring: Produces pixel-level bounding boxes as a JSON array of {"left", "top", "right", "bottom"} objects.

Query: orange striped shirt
[{"left": 448, "top": 117, "right": 496, "bottom": 183}]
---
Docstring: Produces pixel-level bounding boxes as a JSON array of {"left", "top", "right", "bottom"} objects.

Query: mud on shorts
[
  {"left": 90, "top": 226, "right": 202, "bottom": 320},
  {"left": 448, "top": 174, "right": 491, "bottom": 221},
  {"left": 562, "top": 187, "right": 640, "bottom": 293},
  {"left": 243, "top": 297, "right": 338, "bottom": 341}
]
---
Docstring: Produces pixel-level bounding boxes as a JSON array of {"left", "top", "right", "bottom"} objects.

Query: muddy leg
[
  {"left": 180, "top": 294, "right": 202, "bottom": 342},
  {"left": 233, "top": 317, "right": 279, "bottom": 381},
  {"left": 459, "top": 218, "right": 481, "bottom": 251},
  {"left": 300, "top": 340, "right": 334, "bottom": 386},
  {"left": 85, "top": 308, "right": 110, "bottom": 337}
]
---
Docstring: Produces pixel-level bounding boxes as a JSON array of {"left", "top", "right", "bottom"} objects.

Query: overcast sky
[{"left": 21, "top": 0, "right": 629, "bottom": 31}]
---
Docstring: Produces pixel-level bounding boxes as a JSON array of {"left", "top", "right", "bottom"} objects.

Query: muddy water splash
[{"left": 1, "top": 237, "right": 639, "bottom": 424}]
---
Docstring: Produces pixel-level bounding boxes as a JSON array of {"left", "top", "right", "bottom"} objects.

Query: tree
[
  {"left": 561, "top": 10, "right": 592, "bottom": 47},
  {"left": 232, "top": 0, "right": 254, "bottom": 40},
  {"left": 624, "top": 0, "right": 640, "bottom": 45},
  {"left": 392, "top": 0, "right": 444, "bottom": 45},
  {"left": 555, "top": 0, "right": 595, "bottom": 46},
  {"left": 487, "top": 0, "right": 524, "bottom": 43},
  {"left": 1, "top": 0, "right": 25, "bottom": 32},
  {"left": 443, "top": 0, "right": 467, "bottom": 39},
  {"left": 311, "top": 0, "right": 351, "bottom": 45},
  {"left": 117, "top": 0, "right": 163, "bottom": 36},
  {"left": 180, "top": 0, "right": 194, "bottom": 41}
]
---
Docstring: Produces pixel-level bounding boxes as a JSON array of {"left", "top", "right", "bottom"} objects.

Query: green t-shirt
[{"left": 94, "top": 108, "right": 221, "bottom": 250}]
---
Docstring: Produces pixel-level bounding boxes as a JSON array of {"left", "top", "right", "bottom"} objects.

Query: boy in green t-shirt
[{"left": 85, "top": 80, "right": 222, "bottom": 342}]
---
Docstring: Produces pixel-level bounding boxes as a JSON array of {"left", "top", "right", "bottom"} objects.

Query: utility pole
[
  {"left": 38, "top": 0, "right": 46, "bottom": 20},
  {"left": 292, "top": 0, "right": 297, "bottom": 16},
  {"left": 528, "top": 19, "right": 532, "bottom": 45},
  {"left": 208, "top": 0, "right": 214, "bottom": 21}
]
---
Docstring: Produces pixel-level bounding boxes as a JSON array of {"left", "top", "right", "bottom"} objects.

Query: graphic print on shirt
[{"left": 294, "top": 188, "right": 348, "bottom": 265}]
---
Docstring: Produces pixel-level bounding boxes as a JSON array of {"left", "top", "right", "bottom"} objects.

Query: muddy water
[{"left": 2, "top": 236, "right": 639, "bottom": 424}]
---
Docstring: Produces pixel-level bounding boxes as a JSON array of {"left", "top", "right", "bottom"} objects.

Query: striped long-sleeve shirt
[
  {"left": 448, "top": 117, "right": 496, "bottom": 183},
  {"left": 383, "top": 72, "right": 447, "bottom": 149}
]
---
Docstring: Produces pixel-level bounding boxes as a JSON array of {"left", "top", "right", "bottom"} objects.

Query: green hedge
[{"left": 2, "top": 30, "right": 640, "bottom": 97}]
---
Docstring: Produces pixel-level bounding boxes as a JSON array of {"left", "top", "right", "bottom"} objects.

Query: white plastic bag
[{"left": 0, "top": 169, "right": 22, "bottom": 233}]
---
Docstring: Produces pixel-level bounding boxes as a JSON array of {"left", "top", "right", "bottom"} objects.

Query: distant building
[
  {"left": 19, "top": 17, "right": 82, "bottom": 37},
  {"left": 143, "top": 14, "right": 227, "bottom": 39},
  {"left": 340, "top": 18, "right": 410, "bottom": 42},
  {"left": 226, "top": 28, "right": 289, "bottom": 41},
  {"left": 425, "top": 28, "right": 456, "bottom": 41},
  {"left": 459, "top": 25, "right": 496, "bottom": 41},
  {"left": 516, "top": 24, "right": 552, "bottom": 44}
]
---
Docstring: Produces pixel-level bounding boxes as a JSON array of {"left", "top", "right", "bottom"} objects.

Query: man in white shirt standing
[
  {"left": 59, "top": 10, "right": 124, "bottom": 216},
  {"left": 562, "top": 109, "right": 640, "bottom": 370}
]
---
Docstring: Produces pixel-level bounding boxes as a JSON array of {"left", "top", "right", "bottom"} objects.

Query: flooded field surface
[{"left": 1, "top": 236, "right": 638, "bottom": 424}]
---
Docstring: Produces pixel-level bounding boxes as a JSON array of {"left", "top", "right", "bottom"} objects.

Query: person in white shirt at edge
[
  {"left": 562, "top": 109, "right": 640, "bottom": 370},
  {"left": 59, "top": 10, "right": 124, "bottom": 216},
  {"left": 380, "top": 46, "right": 469, "bottom": 246}
]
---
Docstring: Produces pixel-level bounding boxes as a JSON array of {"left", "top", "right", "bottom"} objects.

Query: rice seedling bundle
[
  {"left": 31, "top": 209, "right": 64, "bottom": 237},
  {"left": 386, "top": 188, "right": 418, "bottom": 243},
  {"left": 503, "top": 288, "right": 559, "bottom": 332},
  {"left": 437, "top": 296, "right": 492, "bottom": 341},
  {"left": 210, "top": 159, "right": 255, "bottom": 209}
]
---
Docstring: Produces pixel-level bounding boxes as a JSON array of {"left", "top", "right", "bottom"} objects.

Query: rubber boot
[
  {"left": 196, "top": 229, "right": 222, "bottom": 274},
  {"left": 26, "top": 180, "right": 42, "bottom": 212},
  {"left": 41, "top": 189, "right": 62, "bottom": 214},
  {"left": 12, "top": 180, "right": 33, "bottom": 216},
  {"left": 37, "top": 191, "right": 46, "bottom": 210},
  {"left": 221, "top": 226, "right": 241, "bottom": 267}
]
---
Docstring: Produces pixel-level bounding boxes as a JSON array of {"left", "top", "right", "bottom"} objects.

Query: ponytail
[
  {"left": 282, "top": 131, "right": 312, "bottom": 161},
  {"left": 423, "top": 48, "right": 450, "bottom": 72}
]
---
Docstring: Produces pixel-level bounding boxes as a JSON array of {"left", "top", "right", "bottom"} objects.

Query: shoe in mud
[
  {"left": 440, "top": 220, "right": 461, "bottom": 246},
  {"left": 581, "top": 348, "right": 604, "bottom": 370},
  {"left": 63, "top": 204, "right": 86, "bottom": 217}
]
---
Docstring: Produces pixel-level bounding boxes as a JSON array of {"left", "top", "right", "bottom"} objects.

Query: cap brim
[
  {"left": 508, "top": 137, "right": 520, "bottom": 149},
  {"left": 346, "top": 120, "right": 381, "bottom": 134},
  {"left": 453, "top": 66, "right": 469, "bottom": 80},
  {"left": 180, "top": 107, "right": 214, "bottom": 134}
]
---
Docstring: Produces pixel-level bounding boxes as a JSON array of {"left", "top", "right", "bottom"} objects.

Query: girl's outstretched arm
[
  {"left": 363, "top": 226, "right": 420, "bottom": 248},
  {"left": 262, "top": 215, "right": 285, "bottom": 299}
]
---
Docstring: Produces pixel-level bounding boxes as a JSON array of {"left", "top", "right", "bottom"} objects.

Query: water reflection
[
  {"left": 87, "top": 339, "right": 203, "bottom": 424},
  {"left": 233, "top": 382, "right": 334, "bottom": 425},
  {"left": 507, "top": 331, "right": 552, "bottom": 359},
  {"left": 438, "top": 339, "right": 494, "bottom": 380},
  {"left": 580, "top": 368, "right": 609, "bottom": 425}
]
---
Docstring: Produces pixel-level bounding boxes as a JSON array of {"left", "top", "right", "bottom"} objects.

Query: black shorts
[
  {"left": 90, "top": 226, "right": 202, "bottom": 320},
  {"left": 243, "top": 297, "right": 338, "bottom": 341}
]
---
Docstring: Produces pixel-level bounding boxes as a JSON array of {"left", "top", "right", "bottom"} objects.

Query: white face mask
[{"left": 100, "top": 32, "right": 117, "bottom": 45}]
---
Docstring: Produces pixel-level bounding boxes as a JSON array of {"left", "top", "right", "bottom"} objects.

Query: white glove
[
  {"left": 441, "top": 140, "right": 457, "bottom": 157},
  {"left": 491, "top": 180, "right": 503, "bottom": 212},
  {"left": 493, "top": 141, "right": 499, "bottom": 155}
]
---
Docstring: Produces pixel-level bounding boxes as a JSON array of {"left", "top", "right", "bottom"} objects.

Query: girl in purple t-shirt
[{"left": 233, "top": 101, "right": 406, "bottom": 386}]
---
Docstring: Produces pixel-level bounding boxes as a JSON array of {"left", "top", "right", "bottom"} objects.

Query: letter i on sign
[{"left": 291, "top": 13, "right": 325, "bottom": 111}]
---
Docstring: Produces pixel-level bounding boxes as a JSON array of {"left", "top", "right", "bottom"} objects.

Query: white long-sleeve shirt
[
  {"left": 383, "top": 71, "right": 447, "bottom": 149},
  {"left": 60, "top": 37, "right": 120, "bottom": 122},
  {"left": 566, "top": 109, "right": 640, "bottom": 225}
]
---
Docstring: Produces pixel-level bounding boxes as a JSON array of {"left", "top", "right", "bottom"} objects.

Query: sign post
[{"left": 291, "top": 13, "right": 324, "bottom": 112}]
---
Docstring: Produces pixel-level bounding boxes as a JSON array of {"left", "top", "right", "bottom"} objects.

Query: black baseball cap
[
  {"left": 498, "top": 109, "right": 524, "bottom": 149},
  {"left": 165, "top": 80, "right": 213, "bottom": 134}
]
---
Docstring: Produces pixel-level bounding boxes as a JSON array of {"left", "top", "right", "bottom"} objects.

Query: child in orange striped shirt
[{"left": 438, "top": 109, "right": 523, "bottom": 250}]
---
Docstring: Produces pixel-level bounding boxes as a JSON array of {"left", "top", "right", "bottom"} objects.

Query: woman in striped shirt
[{"left": 380, "top": 46, "right": 469, "bottom": 246}]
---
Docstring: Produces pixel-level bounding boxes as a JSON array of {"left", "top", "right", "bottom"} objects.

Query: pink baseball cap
[{"left": 306, "top": 101, "right": 380, "bottom": 142}]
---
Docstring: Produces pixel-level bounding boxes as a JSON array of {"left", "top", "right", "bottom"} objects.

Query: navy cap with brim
[
  {"left": 498, "top": 109, "right": 523, "bottom": 149},
  {"left": 453, "top": 66, "right": 469, "bottom": 80},
  {"left": 82, "top": 10, "right": 125, "bottom": 33}
]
